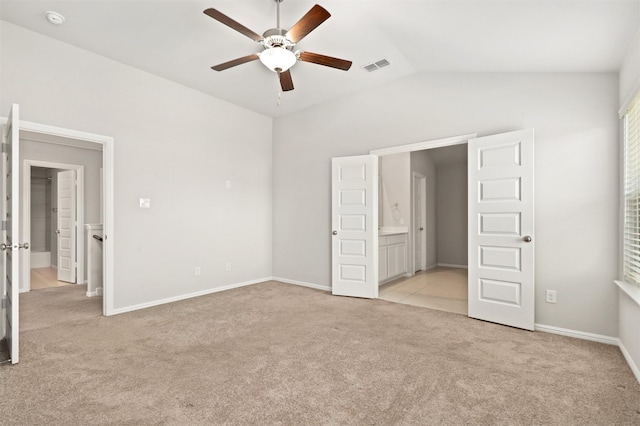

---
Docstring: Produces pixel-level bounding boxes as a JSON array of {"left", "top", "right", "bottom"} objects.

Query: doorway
[
  {"left": 11, "top": 118, "right": 115, "bottom": 316},
  {"left": 377, "top": 144, "right": 469, "bottom": 315},
  {"left": 23, "top": 162, "right": 87, "bottom": 292},
  {"left": 333, "top": 130, "right": 536, "bottom": 330}
]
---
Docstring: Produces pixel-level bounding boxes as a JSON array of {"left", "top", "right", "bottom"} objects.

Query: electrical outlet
[
  {"left": 225, "top": 262, "right": 231, "bottom": 271},
  {"left": 195, "top": 267, "right": 201, "bottom": 276},
  {"left": 545, "top": 290, "right": 557, "bottom": 304}
]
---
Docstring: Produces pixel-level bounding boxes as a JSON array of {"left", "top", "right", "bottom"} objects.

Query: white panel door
[
  {"left": 468, "top": 129, "right": 534, "bottom": 330},
  {"left": 2, "top": 104, "right": 21, "bottom": 364},
  {"left": 57, "top": 170, "right": 76, "bottom": 283},
  {"left": 332, "top": 155, "right": 378, "bottom": 298}
]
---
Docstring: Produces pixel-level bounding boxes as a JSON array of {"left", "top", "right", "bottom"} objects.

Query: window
[{"left": 623, "top": 92, "right": 640, "bottom": 285}]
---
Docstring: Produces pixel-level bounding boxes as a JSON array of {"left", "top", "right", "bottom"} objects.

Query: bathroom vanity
[{"left": 379, "top": 231, "right": 407, "bottom": 284}]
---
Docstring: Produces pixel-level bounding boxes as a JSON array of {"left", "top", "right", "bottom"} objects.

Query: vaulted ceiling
[{"left": 1, "top": 0, "right": 638, "bottom": 118}]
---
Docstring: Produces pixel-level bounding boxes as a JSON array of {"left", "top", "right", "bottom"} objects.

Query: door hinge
[
  {"left": 1, "top": 298, "right": 6, "bottom": 309},
  {"left": 0, "top": 143, "right": 8, "bottom": 154},
  {"left": 1, "top": 220, "right": 6, "bottom": 231}
]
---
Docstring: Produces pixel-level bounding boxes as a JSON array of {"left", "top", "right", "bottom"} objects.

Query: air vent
[{"left": 362, "top": 59, "right": 391, "bottom": 72}]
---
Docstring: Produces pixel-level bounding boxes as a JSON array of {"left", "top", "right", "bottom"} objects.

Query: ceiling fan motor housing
[{"left": 262, "top": 28, "right": 295, "bottom": 49}]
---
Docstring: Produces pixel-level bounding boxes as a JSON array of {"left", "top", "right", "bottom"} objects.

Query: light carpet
[{"left": 1, "top": 281, "right": 639, "bottom": 425}]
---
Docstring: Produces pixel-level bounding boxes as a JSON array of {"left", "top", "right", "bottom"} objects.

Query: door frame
[
  {"left": 1, "top": 116, "right": 115, "bottom": 316},
  {"left": 412, "top": 171, "right": 427, "bottom": 274},
  {"left": 22, "top": 161, "right": 85, "bottom": 291}
]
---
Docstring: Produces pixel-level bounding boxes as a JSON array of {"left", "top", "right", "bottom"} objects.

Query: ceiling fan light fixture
[{"left": 259, "top": 47, "right": 297, "bottom": 73}]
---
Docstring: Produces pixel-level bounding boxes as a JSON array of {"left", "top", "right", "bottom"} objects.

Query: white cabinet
[
  {"left": 379, "top": 245, "right": 388, "bottom": 282},
  {"left": 379, "top": 233, "right": 407, "bottom": 284}
]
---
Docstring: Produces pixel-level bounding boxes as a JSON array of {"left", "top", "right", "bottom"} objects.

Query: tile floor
[
  {"left": 379, "top": 266, "right": 468, "bottom": 315},
  {"left": 30, "top": 267, "right": 71, "bottom": 290}
]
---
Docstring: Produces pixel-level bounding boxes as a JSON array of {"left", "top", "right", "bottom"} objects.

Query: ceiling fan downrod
[{"left": 276, "top": 0, "right": 282, "bottom": 29}]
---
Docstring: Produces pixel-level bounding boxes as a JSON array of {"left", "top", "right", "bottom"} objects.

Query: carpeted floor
[{"left": 1, "top": 281, "right": 639, "bottom": 425}]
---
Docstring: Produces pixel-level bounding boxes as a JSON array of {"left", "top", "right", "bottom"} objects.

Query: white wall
[
  {"left": 1, "top": 22, "right": 273, "bottom": 310},
  {"left": 379, "top": 153, "right": 410, "bottom": 228},
  {"left": 273, "top": 72, "right": 619, "bottom": 337},
  {"left": 436, "top": 163, "right": 467, "bottom": 267},
  {"left": 620, "top": 28, "right": 640, "bottom": 109},
  {"left": 410, "top": 150, "right": 437, "bottom": 269}
]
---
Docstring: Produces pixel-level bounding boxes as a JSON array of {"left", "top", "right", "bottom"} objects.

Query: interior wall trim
[
  {"left": 619, "top": 340, "right": 640, "bottom": 384},
  {"left": 109, "top": 277, "right": 273, "bottom": 316},
  {"left": 437, "top": 263, "right": 468, "bottom": 269},
  {"left": 370, "top": 133, "right": 476, "bottom": 157},
  {"left": 534, "top": 323, "right": 618, "bottom": 345},
  {"left": 272, "top": 277, "right": 331, "bottom": 292}
]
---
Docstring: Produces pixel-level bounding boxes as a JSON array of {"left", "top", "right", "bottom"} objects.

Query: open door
[
  {"left": 468, "top": 129, "right": 534, "bottom": 331},
  {"left": 331, "top": 155, "right": 378, "bottom": 298},
  {"left": 413, "top": 173, "right": 426, "bottom": 273},
  {"left": 2, "top": 104, "right": 22, "bottom": 364},
  {"left": 57, "top": 170, "right": 76, "bottom": 283}
]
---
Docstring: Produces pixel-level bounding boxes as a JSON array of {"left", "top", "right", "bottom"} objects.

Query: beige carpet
[{"left": 1, "top": 281, "right": 639, "bottom": 425}]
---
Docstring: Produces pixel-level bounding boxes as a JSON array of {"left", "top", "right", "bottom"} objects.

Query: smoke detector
[{"left": 45, "top": 11, "right": 65, "bottom": 25}]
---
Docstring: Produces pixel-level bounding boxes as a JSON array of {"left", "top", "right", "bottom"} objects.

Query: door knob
[
  {"left": 56, "top": 230, "right": 60, "bottom": 234},
  {"left": 1, "top": 243, "right": 12, "bottom": 251},
  {"left": 332, "top": 230, "right": 338, "bottom": 235},
  {"left": 523, "top": 236, "right": 532, "bottom": 243},
  {"left": 419, "top": 227, "right": 424, "bottom": 231},
  {"left": 18, "top": 242, "right": 29, "bottom": 250}
]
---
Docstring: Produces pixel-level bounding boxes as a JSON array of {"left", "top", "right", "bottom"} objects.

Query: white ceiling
[{"left": 1, "top": 0, "right": 639, "bottom": 118}]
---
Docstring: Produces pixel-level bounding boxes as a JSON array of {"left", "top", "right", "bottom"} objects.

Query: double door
[{"left": 331, "top": 129, "right": 535, "bottom": 331}]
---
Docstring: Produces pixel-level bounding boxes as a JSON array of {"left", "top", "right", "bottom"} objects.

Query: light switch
[
  {"left": 139, "top": 198, "right": 151, "bottom": 208},
  {"left": 225, "top": 180, "right": 232, "bottom": 189}
]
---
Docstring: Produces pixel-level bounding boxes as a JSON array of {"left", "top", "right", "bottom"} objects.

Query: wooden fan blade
[
  {"left": 285, "top": 5, "right": 331, "bottom": 43},
  {"left": 299, "top": 51, "right": 352, "bottom": 71},
  {"left": 279, "top": 70, "right": 294, "bottom": 92},
  {"left": 204, "top": 8, "right": 263, "bottom": 42},
  {"left": 212, "top": 54, "right": 260, "bottom": 71}
]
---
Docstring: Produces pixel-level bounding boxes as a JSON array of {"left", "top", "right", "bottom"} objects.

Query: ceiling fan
[{"left": 204, "top": 0, "right": 352, "bottom": 92}]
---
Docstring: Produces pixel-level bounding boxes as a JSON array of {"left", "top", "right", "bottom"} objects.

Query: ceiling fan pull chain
[{"left": 277, "top": 91, "right": 282, "bottom": 107}]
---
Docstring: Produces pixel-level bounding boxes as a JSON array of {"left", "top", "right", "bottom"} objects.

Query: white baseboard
[
  {"left": 109, "top": 277, "right": 272, "bottom": 315},
  {"left": 272, "top": 277, "right": 331, "bottom": 292},
  {"left": 534, "top": 324, "right": 640, "bottom": 384},
  {"left": 437, "top": 263, "right": 468, "bottom": 269},
  {"left": 619, "top": 340, "right": 640, "bottom": 384},
  {"left": 424, "top": 264, "right": 438, "bottom": 271},
  {"left": 86, "top": 287, "right": 103, "bottom": 297},
  {"left": 534, "top": 323, "right": 619, "bottom": 345}
]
